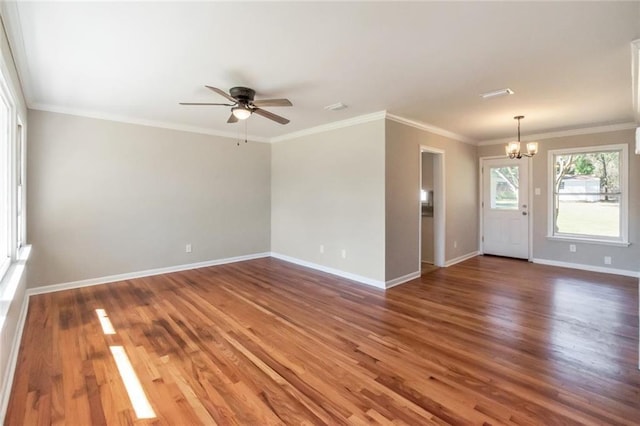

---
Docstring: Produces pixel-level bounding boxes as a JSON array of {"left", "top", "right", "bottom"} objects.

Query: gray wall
[
  {"left": 271, "top": 120, "right": 386, "bottom": 282},
  {"left": 421, "top": 152, "right": 434, "bottom": 263},
  {"left": 27, "top": 110, "right": 272, "bottom": 287},
  {"left": 478, "top": 129, "right": 639, "bottom": 274},
  {"left": 385, "top": 119, "right": 478, "bottom": 281}
]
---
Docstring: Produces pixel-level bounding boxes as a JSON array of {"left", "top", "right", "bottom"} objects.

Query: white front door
[{"left": 481, "top": 158, "right": 530, "bottom": 259}]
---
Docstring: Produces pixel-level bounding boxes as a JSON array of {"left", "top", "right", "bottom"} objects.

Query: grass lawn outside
[{"left": 556, "top": 201, "right": 619, "bottom": 237}]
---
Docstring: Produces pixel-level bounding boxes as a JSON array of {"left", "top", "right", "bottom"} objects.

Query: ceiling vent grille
[{"left": 480, "top": 88, "right": 514, "bottom": 99}]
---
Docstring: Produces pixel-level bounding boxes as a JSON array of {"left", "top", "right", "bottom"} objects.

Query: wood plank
[{"left": 5, "top": 255, "right": 639, "bottom": 424}]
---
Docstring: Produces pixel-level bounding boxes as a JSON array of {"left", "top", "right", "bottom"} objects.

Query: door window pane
[{"left": 490, "top": 166, "right": 519, "bottom": 210}]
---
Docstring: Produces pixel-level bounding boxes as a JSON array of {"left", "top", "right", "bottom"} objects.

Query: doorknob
[{"left": 522, "top": 211, "right": 528, "bottom": 216}]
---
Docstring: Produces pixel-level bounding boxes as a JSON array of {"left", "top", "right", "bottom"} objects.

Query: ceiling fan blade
[
  {"left": 253, "top": 108, "right": 290, "bottom": 125},
  {"left": 179, "top": 102, "right": 235, "bottom": 106},
  {"left": 252, "top": 98, "right": 292, "bottom": 107},
  {"left": 227, "top": 113, "right": 238, "bottom": 124},
  {"left": 206, "top": 85, "right": 236, "bottom": 103}
]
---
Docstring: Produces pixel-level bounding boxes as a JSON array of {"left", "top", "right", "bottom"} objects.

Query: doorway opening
[{"left": 419, "top": 147, "right": 445, "bottom": 273}]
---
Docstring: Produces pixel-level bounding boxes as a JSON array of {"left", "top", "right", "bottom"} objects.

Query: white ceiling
[{"left": 4, "top": 1, "right": 640, "bottom": 142}]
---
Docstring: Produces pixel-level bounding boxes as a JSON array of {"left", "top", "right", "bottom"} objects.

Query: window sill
[
  {"left": 546, "top": 236, "right": 630, "bottom": 247},
  {"left": 0, "top": 245, "right": 31, "bottom": 325}
]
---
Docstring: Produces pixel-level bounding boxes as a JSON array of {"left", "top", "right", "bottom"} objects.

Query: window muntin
[{"left": 549, "top": 144, "right": 628, "bottom": 243}]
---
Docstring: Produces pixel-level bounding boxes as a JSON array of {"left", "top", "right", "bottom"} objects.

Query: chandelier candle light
[{"left": 505, "top": 115, "right": 538, "bottom": 159}]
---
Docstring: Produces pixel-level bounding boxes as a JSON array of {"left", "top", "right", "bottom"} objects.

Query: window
[
  {"left": 548, "top": 144, "right": 628, "bottom": 244},
  {"left": 489, "top": 166, "right": 519, "bottom": 210},
  {"left": 0, "top": 64, "right": 26, "bottom": 284},
  {"left": 16, "top": 121, "right": 25, "bottom": 250},
  {"left": 0, "top": 87, "right": 9, "bottom": 278}
]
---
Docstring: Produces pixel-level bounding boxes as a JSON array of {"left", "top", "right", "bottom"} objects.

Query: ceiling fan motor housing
[{"left": 230, "top": 87, "right": 255, "bottom": 104}]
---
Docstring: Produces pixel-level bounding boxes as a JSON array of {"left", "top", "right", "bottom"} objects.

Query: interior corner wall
[
  {"left": 270, "top": 119, "right": 386, "bottom": 283},
  {"left": 385, "top": 119, "right": 478, "bottom": 281},
  {"left": 26, "top": 110, "right": 271, "bottom": 288},
  {"left": 478, "top": 128, "right": 639, "bottom": 274}
]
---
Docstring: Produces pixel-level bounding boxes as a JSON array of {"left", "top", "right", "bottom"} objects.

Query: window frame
[
  {"left": 0, "top": 59, "right": 27, "bottom": 285},
  {"left": 547, "top": 143, "right": 629, "bottom": 246},
  {"left": 0, "top": 73, "right": 12, "bottom": 279},
  {"left": 16, "top": 118, "right": 25, "bottom": 251}
]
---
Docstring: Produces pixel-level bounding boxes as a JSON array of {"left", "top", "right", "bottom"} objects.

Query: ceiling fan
[{"left": 180, "top": 86, "right": 292, "bottom": 125}]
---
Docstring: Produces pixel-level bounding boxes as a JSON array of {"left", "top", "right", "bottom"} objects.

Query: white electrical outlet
[
  {"left": 341, "top": 249, "right": 347, "bottom": 259},
  {"left": 535, "top": 187, "right": 541, "bottom": 196},
  {"left": 569, "top": 244, "right": 576, "bottom": 253},
  {"left": 604, "top": 256, "right": 612, "bottom": 265},
  {"left": 320, "top": 244, "right": 324, "bottom": 254},
  {"left": 453, "top": 241, "right": 457, "bottom": 249},
  {"left": 185, "top": 244, "right": 192, "bottom": 253}
]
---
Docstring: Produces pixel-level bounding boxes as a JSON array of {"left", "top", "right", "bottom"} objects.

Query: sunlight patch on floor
[
  {"left": 96, "top": 307, "right": 156, "bottom": 419},
  {"left": 95, "top": 308, "right": 115, "bottom": 334},
  {"left": 110, "top": 345, "right": 156, "bottom": 419}
]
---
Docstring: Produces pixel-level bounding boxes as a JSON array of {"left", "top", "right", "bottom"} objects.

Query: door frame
[
  {"left": 478, "top": 155, "right": 534, "bottom": 261},
  {"left": 419, "top": 146, "right": 445, "bottom": 269}
]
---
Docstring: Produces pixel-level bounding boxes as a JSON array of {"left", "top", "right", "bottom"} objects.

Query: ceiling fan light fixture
[
  {"left": 181, "top": 86, "right": 291, "bottom": 125},
  {"left": 232, "top": 105, "right": 252, "bottom": 120}
]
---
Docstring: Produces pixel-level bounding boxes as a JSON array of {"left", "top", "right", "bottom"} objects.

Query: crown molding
[
  {"left": 270, "top": 111, "right": 476, "bottom": 144},
  {"left": 28, "top": 103, "right": 635, "bottom": 149},
  {"left": 29, "top": 103, "right": 271, "bottom": 143},
  {"left": 385, "top": 113, "right": 476, "bottom": 144},
  {"left": 0, "top": 1, "right": 31, "bottom": 107},
  {"left": 270, "top": 111, "right": 387, "bottom": 143},
  {"left": 477, "top": 122, "right": 637, "bottom": 146}
]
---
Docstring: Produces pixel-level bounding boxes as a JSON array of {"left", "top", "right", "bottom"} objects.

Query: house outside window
[{"left": 548, "top": 144, "right": 628, "bottom": 245}]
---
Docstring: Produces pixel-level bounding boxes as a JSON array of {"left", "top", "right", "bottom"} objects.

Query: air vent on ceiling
[
  {"left": 480, "top": 88, "right": 514, "bottom": 99},
  {"left": 324, "top": 102, "right": 348, "bottom": 111}
]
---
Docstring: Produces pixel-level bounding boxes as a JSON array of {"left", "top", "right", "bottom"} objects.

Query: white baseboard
[
  {"left": 385, "top": 271, "right": 421, "bottom": 289},
  {"left": 27, "top": 252, "right": 271, "bottom": 296},
  {"left": 270, "top": 252, "right": 386, "bottom": 289},
  {"left": 444, "top": 251, "right": 479, "bottom": 267},
  {"left": 532, "top": 258, "right": 640, "bottom": 278},
  {"left": 0, "top": 292, "right": 29, "bottom": 424}
]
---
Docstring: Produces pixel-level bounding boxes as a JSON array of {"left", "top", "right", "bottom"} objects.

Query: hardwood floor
[{"left": 5, "top": 256, "right": 639, "bottom": 425}]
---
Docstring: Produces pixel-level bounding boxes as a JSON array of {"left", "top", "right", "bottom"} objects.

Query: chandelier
[{"left": 506, "top": 115, "right": 538, "bottom": 159}]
